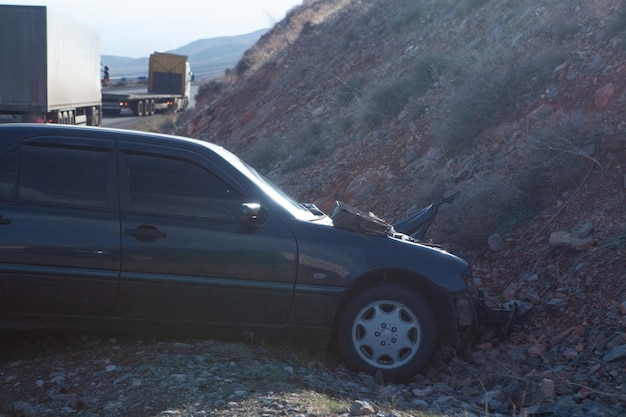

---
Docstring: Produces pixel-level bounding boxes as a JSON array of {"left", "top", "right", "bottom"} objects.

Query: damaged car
[{"left": 0, "top": 124, "right": 506, "bottom": 380}]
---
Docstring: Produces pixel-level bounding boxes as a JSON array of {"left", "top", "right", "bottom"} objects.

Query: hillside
[
  {"left": 180, "top": 0, "right": 626, "bottom": 414},
  {"left": 101, "top": 29, "right": 266, "bottom": 81}
]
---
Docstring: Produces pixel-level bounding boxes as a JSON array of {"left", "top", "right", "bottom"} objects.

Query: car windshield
[{"left": 212, "top": 145, "right": 322, "bottom": 221}]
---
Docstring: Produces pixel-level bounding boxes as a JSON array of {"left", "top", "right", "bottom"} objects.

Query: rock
[
  {"left": 602, "top": 344, "right": 626, "bottom": 362},
  {"left": 487, "top": 233, "right": 504, "bottom": 251},
  {"left": 172, "top": 374, "right": 187, "bottom": 384},
  {"left": 474, "top": 342, "right": 493, "bottom": 351},
  {"left": 525, "top": 273, "right": 539, "bottom": 283},
  {"left": 404, "top": 148, "right": 418, "bottom": 165},
  {"left": 411, "top": 387, "right": 433, "bottom": 397},
  {"left": 529, "top": 343, "right": 547, "bottom": 358},
  {"left": 594, "top": 83, "right": 615, "bottom": 108},
  {"left": 410, "top": 399, "right": 428, "bottom": 408},
  {"left": 606, "top": 333, "right": 625, "bottom": 350},
  {"left": 9, "top": 401, "right": 37, "bottom": 417},
  {"left": 233, "top": 389, "right": 248, "bottom": 398},
  {"left": 479, "top": 390, "right": 509, "bottom": 413},
  {"left": 549, "top": 230, "right": 595, "bottom": 250},
  {"left": 521, "top": 288, "right": 541, "bottom": 304},
  {"left": 547, "top": 297, "right": 566, "bottom": 307},
  {"left": 503, "top": 299, "right": 534, "bottom": 316},
  {"left": 105, "top": 365, "right": 119, "bottom": 372},
  {"left": 599, "top": 132, "right": 626, "bottom": 150},
  {"left": 575, "top": 222, "right": 593, "bottom": 239},
  {"left": 563, "top": 347, "right": 578, "bottom": 360},
  {"left": 540, "top": 378, "right": 556, "bottom": 401},
  {"left": 350, "top": 399, "right": 376, "bottom": 416},
  {"left": 502, "top": 282, "right": 521, "bottom": 301},
  {"left": 311, "top": 105, "right": 325, "bottom": 117}
]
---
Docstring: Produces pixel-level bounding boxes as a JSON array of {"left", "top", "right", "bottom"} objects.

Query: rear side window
[
  {"left": 124, "top": 152, "right": 243, "bottom": 219},
  {"left": 0, "top": 149, "right": 17, "bottom": 200},
  {"left": 19, "top": 145, "right": 109, "bottom": 208}
]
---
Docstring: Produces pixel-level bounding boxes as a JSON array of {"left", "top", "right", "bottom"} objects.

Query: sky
[{"left": 7, "top": 0, "right": 303, "bottom": 57}]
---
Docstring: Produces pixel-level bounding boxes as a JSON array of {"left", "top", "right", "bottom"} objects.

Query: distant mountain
[{"left": 102, "top": 29, "right": 267, "bottom": 81}]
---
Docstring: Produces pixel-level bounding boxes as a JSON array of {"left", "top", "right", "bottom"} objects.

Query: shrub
[
  {"left": 432, "top": 48, "right": 564, "bottom": 153},
  {"left": 241, "top": 136, "right": 288, "bottom": 173},
  {"left": 336, "top": 75, "right": 366, "bottom": 108},
  {"left": 197, "top": 79, "right": 224, "bottom": 97},
  {"left": 235, "top": 51, "right": 253, "bottom": 76},
  {"left": 513, "top": 112, "right": 600, "bottom": 209},
  {"left": 438, "top": 176, "right": 522, "bottom": 245},
  {"left": 281, "top": 137, "right": 327, "bottom": 173},
  {"left": 605, "top": 6, "right": 626, "bottom": 40},
  {"left": 265, "top": 120, "right": 335, "bottom": 174},
  {"left": 360, "top": 54, "right": 448, "bottom": 129},
  {"left": 390, "top": 3, "right": 425, "bottom": 33},
  {"left": 362, "top": 81, "right": 407, "bottom": 129},
  {"left": 457, "top": 0, "right": 488, "bottom": 13}
]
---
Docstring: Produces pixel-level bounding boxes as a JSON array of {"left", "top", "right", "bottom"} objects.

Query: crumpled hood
[{"left": 329, "top": 201, "right": 393, "bottom": 237}]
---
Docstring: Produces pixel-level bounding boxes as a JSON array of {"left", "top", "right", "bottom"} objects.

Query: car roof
[{"left": 0, "top": 123, "right": 222, "bottom": 153}]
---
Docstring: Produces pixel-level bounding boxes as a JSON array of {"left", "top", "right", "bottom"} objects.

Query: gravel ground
[{"left": 1, "top": 326, "right": 624, "bottom": 417}]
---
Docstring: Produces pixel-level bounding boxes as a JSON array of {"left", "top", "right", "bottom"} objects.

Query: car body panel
[
  {"left": 285, "top": 219, "right": 469, "bottom": 329},
  {"left": 291, "top": 220, "right": 469, "bottom": 291},
  {"left": 0, "top": 204, "right": 121, "bottom": 316},
  {"left": 117, "top": 211, "right": 298, "bottom": 324}
]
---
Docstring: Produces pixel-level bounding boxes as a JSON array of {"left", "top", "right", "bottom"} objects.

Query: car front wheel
[{"left": 336, "top": 284, "right": 438, "bottom": 380}]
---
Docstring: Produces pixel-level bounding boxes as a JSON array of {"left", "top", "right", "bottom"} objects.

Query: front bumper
[{"left": 472, "top": 292, "right": 516, "bottom": 332}]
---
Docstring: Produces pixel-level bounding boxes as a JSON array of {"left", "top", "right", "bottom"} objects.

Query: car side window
[
  {"left": 0, "top": 149, "right": 17, "bottom": 200},
  {"left": 124, "top": 152, "right": 244, "bottom": 220},
  {"left": 18, "top": 144, "right": 109, "bottom": 208}
]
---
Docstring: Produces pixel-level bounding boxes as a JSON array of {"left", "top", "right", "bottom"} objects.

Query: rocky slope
[{"left": 181, "top": 0, "right": 626, "bottom": 414}]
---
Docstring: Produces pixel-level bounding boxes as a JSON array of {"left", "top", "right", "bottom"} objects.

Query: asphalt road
[{"left": 100, "top": 84, "right": 199, "bottom": 129}]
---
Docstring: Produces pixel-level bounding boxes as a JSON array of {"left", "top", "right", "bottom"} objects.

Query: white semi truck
[{"left": 0, "top": 5, "right": 102, "bottom": 126}]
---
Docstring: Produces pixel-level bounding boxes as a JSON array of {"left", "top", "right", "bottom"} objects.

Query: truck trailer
[
  {"left": 102, "top": 53, "right": 194, "bottom": 117},
  {"left": 0, "top": 5, "right": 102, "bottom": 126}
]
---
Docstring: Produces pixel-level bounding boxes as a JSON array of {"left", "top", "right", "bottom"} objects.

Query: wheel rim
[{"left": 351, "top": 300, "right": 421, "bottom": 369}]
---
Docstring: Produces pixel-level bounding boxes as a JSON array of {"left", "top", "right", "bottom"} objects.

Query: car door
[
  {"left": 0, "top": 136, "right": 120, "bottom": 316},
  {"left": 115, "top": 141, "right": 298, "bottom": 326}
]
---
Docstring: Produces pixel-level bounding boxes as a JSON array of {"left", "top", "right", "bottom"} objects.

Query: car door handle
[
  {"left": 125, "top": 225, "right": 166, "bottom": 242},
  {"left": 0, "top": 215, "right": 10, "bottom": 226}
]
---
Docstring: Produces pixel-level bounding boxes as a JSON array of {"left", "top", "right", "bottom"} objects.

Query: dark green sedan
[{"left": 0, "top": 124, "right": 478, "bottom": 380}]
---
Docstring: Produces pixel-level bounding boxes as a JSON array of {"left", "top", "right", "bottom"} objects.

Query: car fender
[{"left": 287, "top": 220, "right": 470, "bottom": 332}]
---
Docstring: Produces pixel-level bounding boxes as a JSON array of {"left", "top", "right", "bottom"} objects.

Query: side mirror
[{"left": 237, "top": 202, "right": 267, "bottom": 225}]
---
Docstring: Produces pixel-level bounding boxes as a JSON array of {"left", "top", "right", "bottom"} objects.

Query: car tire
[{"left": 336, "top": 284, "right": 438, "bottom": 380}]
